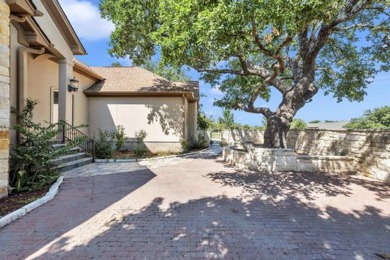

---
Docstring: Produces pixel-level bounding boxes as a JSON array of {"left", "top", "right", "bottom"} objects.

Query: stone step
[
  {"left": 50, "top": 152, "right": 89, "bottom": 166},
  {"left": 55, "top": 157, "right": 93, "bottom": 173},
  {"left": 52, "top": 144, "right": 80, "bottom": 154}
]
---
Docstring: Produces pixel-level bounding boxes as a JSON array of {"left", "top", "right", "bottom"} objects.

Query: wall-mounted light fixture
[{"left": 68, "top": 77, "right": 79, "bottom": 92}]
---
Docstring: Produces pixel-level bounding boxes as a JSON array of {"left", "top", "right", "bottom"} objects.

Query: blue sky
[{"left": 59, "top": 0, "right": 390, "bottom": 126}]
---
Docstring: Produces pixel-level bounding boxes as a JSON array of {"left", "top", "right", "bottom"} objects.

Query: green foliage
[
  {"left": 10, "top": 100, "right": 66, "bottom": 192},
  {"left": 290, "top": 119, "right": 307, "bottom": 130},
  {"left": 133, "top": 130, "right": 148, "bottom": 156},
  {"left": 101, "top": 0, "right": 390, "bottom": 132},
  {"left": 115, "top": 124, "right": 126, "bottom": 151},
  {"left": 218, "top": 109, "right": 238, "bottom": 129},
  {"left": 309, "top": 120, "right": 321, "bottom": 123},
  {"left": 181, "top": 133, "right": 208, "bottom": 153},
  {"left": 197, "top": 112, "right": 214, "bottom": 130},
  {"left": 95, "top": 129, "right": 114, "bottom": 159},
  {"left": 344, "top": 106, "right": 390, "bottom": 129},
  {"left": 111, "top": 62, "right": 122, "bottom": 67},
  {"left": 141, "top": 60, "right": 190, "bottom": 81}
]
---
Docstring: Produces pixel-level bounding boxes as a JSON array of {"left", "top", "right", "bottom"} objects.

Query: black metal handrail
[{"left": 61, "top": 121, "right": 96, "bottom": 162}]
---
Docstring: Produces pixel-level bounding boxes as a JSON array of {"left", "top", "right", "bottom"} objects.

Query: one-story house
[{"left": 0, "top": 0, "right": 199, "bottom": 198}]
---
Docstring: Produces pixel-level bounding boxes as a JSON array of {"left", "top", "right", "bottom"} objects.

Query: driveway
[{"left": 0, "top": 151, "right": 389, "bottom": 259}]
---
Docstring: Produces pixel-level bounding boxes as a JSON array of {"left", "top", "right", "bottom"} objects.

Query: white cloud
[
  {"left": 209, "top": 85, "right": 224, "bottom": 96},
  {"left": 58, "top": 0, "right": 114, "bottom": 41}
]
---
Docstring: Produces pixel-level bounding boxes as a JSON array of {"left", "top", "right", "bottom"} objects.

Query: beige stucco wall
[
  {"left": 0, "top": 1, "right": 10, "bottom": 198},
  {"left": 89, "top": 96, "right": 186, "bottom": 152},
  {"left": 73, "top": 71, "right": 95, "bottom": 134},
  {"left": 187, "top": 102, "right": 197, "bottom": 140},
  {"left": 27, "top": 55, "right": 59, "bottom": 123}
]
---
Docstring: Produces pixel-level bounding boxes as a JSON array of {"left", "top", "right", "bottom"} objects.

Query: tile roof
[{"left": 84, "top": 67, "right": 199, "bottom": 100}]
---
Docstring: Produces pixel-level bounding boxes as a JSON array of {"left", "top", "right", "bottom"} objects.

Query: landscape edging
[{"left": 0, "top": 176, "right": 64, "bottom": 229}]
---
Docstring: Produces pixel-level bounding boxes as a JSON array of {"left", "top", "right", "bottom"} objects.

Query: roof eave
[{"left": 41, "top": 0, "right": 87, "bottom": 55}]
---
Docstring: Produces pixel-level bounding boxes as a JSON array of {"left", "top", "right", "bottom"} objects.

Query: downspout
[
  {"left": 182, "top": 94, "right": 186, "bottom": 140},
  {"left": 16, "top": 46, "right": 45, "bottom": 143}
]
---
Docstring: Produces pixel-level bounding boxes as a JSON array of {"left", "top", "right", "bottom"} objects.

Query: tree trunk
[
  {"left": 263, "top": 115, "right": 290, "bottom": 148},
  {"left": 263, "top": 76, "right": 318, "bottom": 148}
]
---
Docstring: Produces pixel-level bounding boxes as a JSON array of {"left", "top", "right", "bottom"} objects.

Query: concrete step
[
  {"left": 55, "top": 157, "right": 93, "bottom": 173},
  {"left": 50, "top": 152, "right": 89, "bottom": 166},
  {"left": 52, "top": 144, "right": 80, "bottom": 154}
]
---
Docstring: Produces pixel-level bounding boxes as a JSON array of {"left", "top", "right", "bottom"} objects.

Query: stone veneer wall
[
  {"left": 0, "top": 1, "right": 10, "bottom": 198},
  {"left": 222, "top": 129, "right": 390, "bottom": 182}
]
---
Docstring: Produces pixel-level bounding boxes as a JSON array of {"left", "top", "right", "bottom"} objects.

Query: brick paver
[{"left": 0, "top": 154, "right": 389, "bottom": 259}]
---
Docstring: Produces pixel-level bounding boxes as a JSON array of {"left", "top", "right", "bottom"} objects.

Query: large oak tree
[{"left": 100, "top": 0, "right": 390, "bottom": 148}]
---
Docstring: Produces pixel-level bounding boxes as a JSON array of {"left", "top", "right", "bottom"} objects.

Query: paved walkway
[{"left": 0, "top": 146, "right": 389, "bottom": 259}]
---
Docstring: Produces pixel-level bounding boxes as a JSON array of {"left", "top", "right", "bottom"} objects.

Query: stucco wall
[
  {"left": 187, "top": 102, "right": 197, "bottom": 140},
  {"left": 28, "top": 56, "right": 59, "bottom": 123},
  {"left": 89, "top": 96, "right": 186, "bottom": 152},
  {"left": 0, "top": 1, "right": 10, "bottom": 198},
  {"left": 73, "top": 71, "right": 95, "bottom": 134}
]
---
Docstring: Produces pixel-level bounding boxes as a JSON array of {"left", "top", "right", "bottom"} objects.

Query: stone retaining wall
[
  {"left": 222, "top": 129, "right": 390, "bottom": 182},
  {"left": 0, "top": 1, "right": 10, "bottom": 198}
]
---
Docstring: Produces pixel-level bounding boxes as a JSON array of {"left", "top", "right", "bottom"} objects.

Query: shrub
[
  {"left": 133, "top": 130, "right": 148, "bottom": 156},
  {"left": 115, "top": 124, "right": 126, "bottom": 151},
  {"left": 10, "top": 99, "right": 73, "bottom": 192},
  {"left": 181, "top": 133, "right": 209, "bottom": 152},
  {"left": 95, "top": 129, "right": 114, "bottom": 159}
]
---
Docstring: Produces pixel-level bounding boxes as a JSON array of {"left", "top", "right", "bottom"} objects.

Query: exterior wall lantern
[{"left": 68, "top": 77, "right": 79, "bottom": 92}]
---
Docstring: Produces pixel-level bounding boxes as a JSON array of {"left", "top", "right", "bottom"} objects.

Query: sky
[{"left": 58, "top": 0, "right": 389, "bottom": 126}]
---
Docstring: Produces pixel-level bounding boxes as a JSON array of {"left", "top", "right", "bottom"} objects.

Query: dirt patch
[{"left": 0, "top": 186, "right": 50, "bottom": 218}]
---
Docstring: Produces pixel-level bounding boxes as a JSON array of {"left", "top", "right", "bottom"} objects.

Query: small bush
[
  {"left": 95, "top": 129, "right": 114, "bottom": 159},
  {"left": 115, "top": 124, "right": 126, "bottom": 151},
  {"left": 181, "top": 133, "right": 208, "bottom": 152},
  {"left": 290, "top": 118, "right": 307, "bottom": 129},
  {"left": 133, "top": 130, "right": 148, "bottom": 157}
]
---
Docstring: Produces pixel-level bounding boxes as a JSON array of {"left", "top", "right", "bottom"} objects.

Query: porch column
[
  {"left": 58, "top": 59, "right": 73, "bottom": 123},
  {"left": 0, "top": 1, "right": 10, "bottom": 198}
]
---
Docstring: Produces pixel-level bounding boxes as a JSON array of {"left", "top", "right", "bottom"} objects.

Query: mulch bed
[{"left": 0, "top": 186, "right": 50, "bottom": 218}]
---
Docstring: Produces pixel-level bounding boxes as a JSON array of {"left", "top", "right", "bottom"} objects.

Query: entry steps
[{"left": 50, "top": 144, "right": 93, "bottom": 172}]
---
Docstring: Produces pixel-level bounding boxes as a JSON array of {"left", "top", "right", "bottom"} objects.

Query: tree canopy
[
  {"left": 141, "top": 60, "right": 190, "bottom": 82},
  {"left": 100, "top": 0, "right": 390, "bottom": 147},
  {"left": 344, "top": 106, "right": 390, "bottom": 129}
]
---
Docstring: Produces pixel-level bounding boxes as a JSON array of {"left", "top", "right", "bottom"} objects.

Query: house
[
  {"left": 85, "top": 66, "right": 199, "bottom": 152},
  {"left": 0, "top": 0, "right": 199, "bottom": 198}
]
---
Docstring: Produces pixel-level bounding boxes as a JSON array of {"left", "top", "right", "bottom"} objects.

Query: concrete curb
[
  {"left": 95, "top": 147, "right": 211, "bottom": 163},
  {"left": 0, "top": 176, "right": 64, "bottom": 229}
]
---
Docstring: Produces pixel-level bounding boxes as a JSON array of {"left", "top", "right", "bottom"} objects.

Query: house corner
[{"left": 0, "top": 0, "right": 10, "bottom": 198}]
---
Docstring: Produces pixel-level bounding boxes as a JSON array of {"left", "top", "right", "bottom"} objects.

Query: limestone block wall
[
  {"left": 0, "top": 1, "right": 10, "bottom": 198},
  {"left": 290, "top": 129, "right": 390, "bottom": 182},
  {"left": 222, "top": 129, "right": 390, "bottom": 182}
]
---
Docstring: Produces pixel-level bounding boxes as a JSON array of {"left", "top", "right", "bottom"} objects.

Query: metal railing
[{"left": 61, "top": 121, "right": 95, "bottom": 162}]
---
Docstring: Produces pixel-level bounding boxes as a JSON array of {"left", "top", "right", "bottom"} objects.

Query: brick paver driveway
[{"left": 0, "top": 154, "right": 389, "bottom": 259}]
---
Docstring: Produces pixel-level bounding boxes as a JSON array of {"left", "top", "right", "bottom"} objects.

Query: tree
[
  {"left": 290, "top": 119, "right": 308, "bottom": 129},
  {"left": 218, "top": 109, "right": 238, "bottom": 129},
  {"left": 141, "top": 60, "right": 190, "bottom": 82},
  {"left": 111, "top": 62, "right": 122, "bottom": 67},
  {"left": 100, "top": 0, "right": 390, "bottom": 148},
  {"left": 344, "top": 106, "right": 390, "bottom": 129}
]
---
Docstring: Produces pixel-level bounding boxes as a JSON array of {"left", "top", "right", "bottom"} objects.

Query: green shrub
[
  {"left": 95, "top": 129, "right": 114, "bottom": 159},
  {"left": 181, "top": 133, "right": 209, "bottom": 152},
  {"left": 9, "top": 99, "right": 72, "bottom": 192},
  {"left": 115, "top": 124, "right": 126, "bottom": 151},
  {"left": 133, "top": 130, "right": 148, "bottom": 157}
]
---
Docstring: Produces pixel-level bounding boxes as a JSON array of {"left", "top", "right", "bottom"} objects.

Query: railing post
[{"left": 61, "top": 121, "right": 65, "bottom": 143}]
